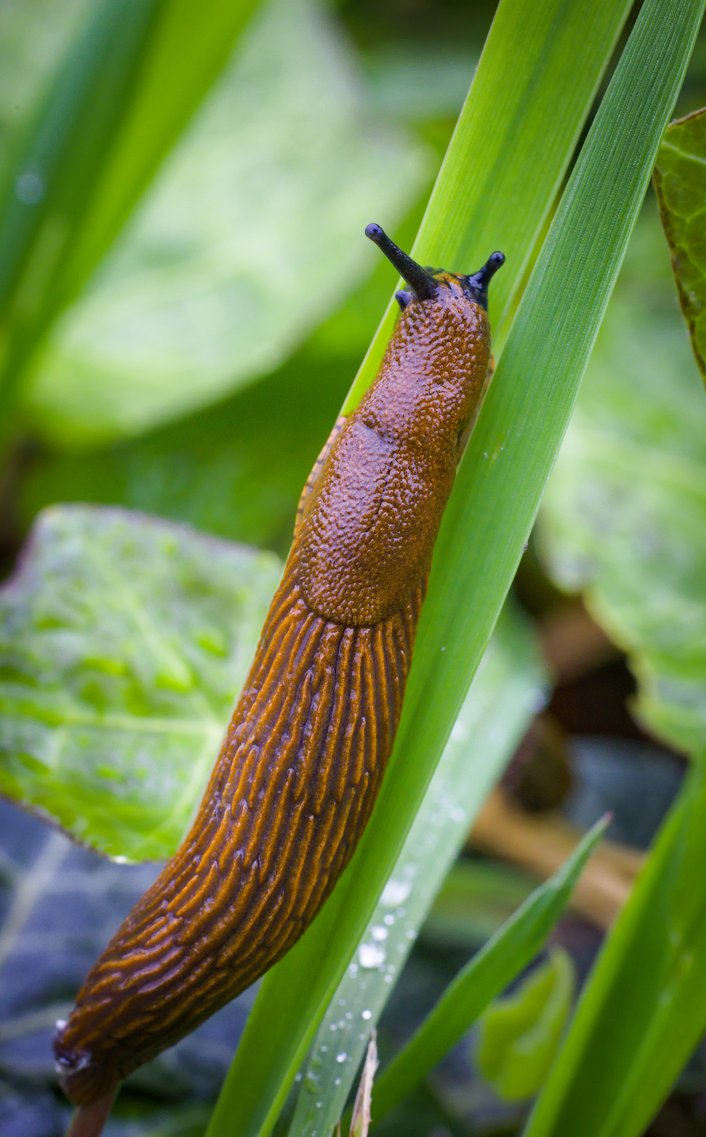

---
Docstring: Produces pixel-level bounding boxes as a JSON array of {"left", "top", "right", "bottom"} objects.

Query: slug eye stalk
[
  {"left": 364, "top": 222, "right": 438, "bottom": 299},
  {"left": 461, "top": 250, "right": 505, "bottom": 309}
]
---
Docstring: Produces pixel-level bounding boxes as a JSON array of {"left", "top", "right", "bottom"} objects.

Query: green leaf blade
[
  {"left": 207, "top": 0, "right": 668, "bottom": 1132},
  {"left": 287, "top": 606, "right": 545, "bottom": 1137},
  {"left": 524, "top": 757, "right": 706, "bottom": 1137},
  {"left": 372, "top": 823, "right": 603, "bottom": 1120},
  {"left": 344, "top": 0, "right": 634, "bottom": 414}
]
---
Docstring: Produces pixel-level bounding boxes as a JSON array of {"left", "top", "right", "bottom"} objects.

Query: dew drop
[
  {"left": 381, "top": 878, "right": 412, "bottom": 907},
  {"left": 359, "top": 942, "right": 386, "bottom": 969}
]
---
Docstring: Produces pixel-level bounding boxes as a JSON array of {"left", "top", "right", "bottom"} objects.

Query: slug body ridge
[{"left": 54, "top": 225, "right": 504, "bottom": 1131}]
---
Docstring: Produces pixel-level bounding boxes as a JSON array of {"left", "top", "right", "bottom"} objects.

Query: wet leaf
[
  {"left": 0, "top": 505, "right": 281, "bottom": 860},
  {"left": 371, "top": 822, "right": 603, "bottom": 1120}
]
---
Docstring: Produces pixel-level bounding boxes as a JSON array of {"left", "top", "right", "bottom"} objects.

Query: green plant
[{"left": 0, "top": 1, "right": 704, "bottom": 1135}]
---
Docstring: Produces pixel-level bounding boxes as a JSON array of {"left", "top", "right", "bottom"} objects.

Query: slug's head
[{"left": 364, "top": 222, "right": 504, "bottom": 312}]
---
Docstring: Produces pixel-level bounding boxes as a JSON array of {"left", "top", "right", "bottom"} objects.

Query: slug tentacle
[
  {"left": 462, "top": 249, "right": 506, "bottom": 309},
  {"left": 364, "top": 222, "right": 438, "bottom": 299},
  {"left": 55, "top": 224, "right": 504, "bottom": 1132}
]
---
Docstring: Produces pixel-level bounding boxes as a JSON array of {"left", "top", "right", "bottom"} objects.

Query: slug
[{"left": 53, "top": 224, "right": 504, "bottom": 1136}]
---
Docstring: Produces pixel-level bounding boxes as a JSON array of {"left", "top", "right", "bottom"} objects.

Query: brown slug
[{"left": 53, "top": 224, "right": 504, "bottom": 1136}]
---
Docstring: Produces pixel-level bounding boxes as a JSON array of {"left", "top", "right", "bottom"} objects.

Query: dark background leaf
[
  {"left": 0, "top": 797, "right": 250, "bottom": 1137},
  {"left": 654, "top": 107, "right": 706, "bottom": 380}
]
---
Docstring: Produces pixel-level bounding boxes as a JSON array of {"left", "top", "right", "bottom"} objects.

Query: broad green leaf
[
  {"left": 372, "top": 825, "right": 603, "bottom": 1121},
  {"left": 524, "top": 756, "right": 706, "bottom": 1137},
  {"left": 208, "top": 2, "right": 657, "bottom": 1132},
  {"left": 0, "top": 0, "right": 263, "bottom": 419},
  {"left": 539, "top": 214, "right": 706, "bottom": 755},
  {"left": 21, "top": 0, "right": 429, "bottom": 444},
  {"left": 289, "top": 606, "right": 545, "bottom": 1137},
  {"left": 654, "top": 107, "right": 706, "bottom": 380},
  {"left": 477, "top": 948, "right": 575, "bottom": 1102},
  {"left": 0, "top": 505, "right": 281, "bottom": 860}
]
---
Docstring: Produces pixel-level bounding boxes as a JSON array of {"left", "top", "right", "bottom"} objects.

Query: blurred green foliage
[
  {"left": 477, "top": 948, "right": 575, "bottom": 1102},
  {"left": 540, "top": 211, "right": 706, "bottom": 755}
]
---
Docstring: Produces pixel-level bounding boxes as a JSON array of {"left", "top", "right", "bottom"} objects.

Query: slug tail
[{"left": 65, "top": 1086, "right": 117, "bottom": 1137}]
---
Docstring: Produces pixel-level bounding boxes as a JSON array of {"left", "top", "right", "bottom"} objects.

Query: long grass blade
[
  {"left": 524, "top": 754, "right": 706, "bottom": 1137},
  {"left": 205, "top": 1, "right": 640, "bottom": 1133},
  {"left": 372, "top": 819, "right": 607, "bottom": 1120}
]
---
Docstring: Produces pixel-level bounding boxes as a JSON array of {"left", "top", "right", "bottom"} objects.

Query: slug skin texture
[{"left": 54, "top": 225, "right": 504, "bottom": 1136}]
